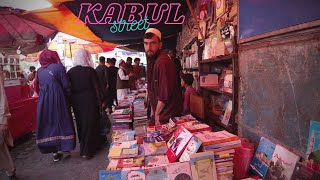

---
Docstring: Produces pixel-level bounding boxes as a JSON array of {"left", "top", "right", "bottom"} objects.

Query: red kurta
[{"left": 147, "top": 51, "right": 182, "bottom": 124}]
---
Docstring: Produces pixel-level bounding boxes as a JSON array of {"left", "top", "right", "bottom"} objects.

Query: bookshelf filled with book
[{"left": 199, "top": 54, "right": 238, "bottom": 134}]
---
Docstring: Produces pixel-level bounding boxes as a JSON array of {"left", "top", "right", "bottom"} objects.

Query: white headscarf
[{"left": 73, "top": 49, "right": 94, "bottom": 68}]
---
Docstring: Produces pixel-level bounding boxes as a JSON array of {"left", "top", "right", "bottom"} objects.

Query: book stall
[{"left": 101, "top": 97, "right": 320, "bottom": 180}]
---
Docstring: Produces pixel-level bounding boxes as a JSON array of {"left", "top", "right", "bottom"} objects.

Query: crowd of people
[{"left": 0, "top": 28, "right": 198, "bottom": 179}]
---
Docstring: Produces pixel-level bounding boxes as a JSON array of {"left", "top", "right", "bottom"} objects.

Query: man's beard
[{"left": 146, "top": 49, "right": 161, "bottom": 62}]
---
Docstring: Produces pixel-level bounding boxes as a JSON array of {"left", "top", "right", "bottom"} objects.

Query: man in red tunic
[{"left": 144, "top": 28, "right": 182, "bottom": 125}]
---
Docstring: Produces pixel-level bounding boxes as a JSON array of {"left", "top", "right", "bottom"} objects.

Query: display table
[{"left": 4, "top": 81, "right": 37, "bottom": 140}]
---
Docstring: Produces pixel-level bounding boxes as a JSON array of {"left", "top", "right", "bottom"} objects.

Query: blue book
[
  {"left": 250, "top": 137, "right": 276, "bottom": 179},
  {"left": 306, "top": 120, "right": 320, "bottom": 159},
  {"left": 99, "top": 170, "right": 121, "bottom": 180}
]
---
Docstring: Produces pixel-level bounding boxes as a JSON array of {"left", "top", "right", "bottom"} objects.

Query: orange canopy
[{"left": 19, "top": 0, "right": 118, "bottom": 49}]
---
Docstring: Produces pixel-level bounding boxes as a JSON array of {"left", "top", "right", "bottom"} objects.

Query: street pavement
[{"left": 0, "top": 133, "right": 111, "bottom": 180}]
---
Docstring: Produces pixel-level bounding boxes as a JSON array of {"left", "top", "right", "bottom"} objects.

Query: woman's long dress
[
  {"left": 67, "top": 66, "right": 101, "bottom": 156},
  {"left": 36, "top": 64, "right": 76, "bottom": 153}
]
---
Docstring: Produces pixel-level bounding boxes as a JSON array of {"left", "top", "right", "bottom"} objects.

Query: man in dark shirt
[
  {"left": 168, "top": 49, "right": 182, "bottom": 85},
  {"left": 144, "top": 28, "right": 182, "bottom": 125},
  {"left": 107, "top": 58, "right": 119, "bottom": 106},
  {"left": 95, "top": 56, "right": 109, "bottom": 109}
]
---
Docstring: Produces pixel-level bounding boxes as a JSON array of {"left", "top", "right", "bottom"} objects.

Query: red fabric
[
  {"left": 183, "top": 86, "right": 198, "bottom": 115},
  {"left": 39, "top": 49, "right": 62, "bottom": 68}
]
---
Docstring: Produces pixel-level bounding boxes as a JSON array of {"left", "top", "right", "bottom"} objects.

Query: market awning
[{"left": 18, "top": 0, "right": 118, "bottom": 49}]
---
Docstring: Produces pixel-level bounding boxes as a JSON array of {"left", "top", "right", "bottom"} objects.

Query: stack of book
[
  {"left": 111, "top": 106, "right": 132, "bottom": 131},
  {"left": 195, "top": 130, "right": 241, "bottom": 179},
  {"left": 133, "top": 97, "right": 149, "bottom": 129}
]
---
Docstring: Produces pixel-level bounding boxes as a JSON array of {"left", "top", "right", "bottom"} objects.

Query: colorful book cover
[
  {"left": 107, "top": 157, "right": 145, "bottom": 170},
  {"left": 145, "top": 155, "right": 169, "bottom": 167},
  {"left": 179, "top": 136, "right": 203, "bottom": 162},
  {"left": 108, "top": 141, "right": 138, "bottom": 158},
  {"left": 166, "top": 162, "right": 192, "bottom": 180},
  {"left": 291, "top": 162, "right": 320, "bottom": 180},
  {"left": 189, "top": 151, "right": 218, "bottom": 180},
  {"left": 194, "top": 130, "right": 239, "bottom": 146},
  {"left": 121, "top": 168, "right": 145, "bottom": 180},
  {"left": 145, "top": 165, "right": 168, "bottom": 180},
  {"left": 112, "top": 130, "right": 136, "bottom": 143},
  {"left": 166, "top": 126, "right": 193, "bottom": 163},
  {"left": 143, "top": 141, "right": 168, "bottom": 156},
  {"left": 250, "top": 137, "right": 276, "bottom": 179},
  {"left": 265, "top": 145, "right": 300, "bottom": 180},
  {"left": 179, "top": 122, "right": 212, "bottom": 133},
  {"left": 203, "top": 139, "right": 241, "bottom": 150},
  {"left": 306, "top": 121, "right": 320, "bottom": 159},
  {"left": 99, "top": 170, "right": 122, "bottom": 180}
]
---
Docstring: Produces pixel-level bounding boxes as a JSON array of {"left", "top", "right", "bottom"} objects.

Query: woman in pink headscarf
[{"left": 35, "top": 49, "right": 76, "bottom": 162}]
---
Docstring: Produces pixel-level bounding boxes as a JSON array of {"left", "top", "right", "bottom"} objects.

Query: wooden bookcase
[{"left": 199, "top": 54, "right": 239, "bottom": 134}]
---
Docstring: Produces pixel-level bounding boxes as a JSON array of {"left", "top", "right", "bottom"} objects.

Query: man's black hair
[
  {"left": 127, "top": 57, "right": 132, "bottom": 62},
  {"left": 99, "top": 56, "right": 106, "bottom": 63},
  {"left": 29, "top": 66, "right": 36, "bottom": 71},
  {"left": 134, "top": 58, "right": 140, "bottom": 62},
  {"left": 110, "top": 58, "right": 117, "bottom": 65}
]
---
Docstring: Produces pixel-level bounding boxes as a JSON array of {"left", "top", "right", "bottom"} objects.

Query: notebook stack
[
  {"left": 111, "top": 106, "right": 132, "bottom": 131},
  {"left": 132, "top": 97, "right": 149, "bottom": 129},
  {"left": 195, "top": 130, "right": 241, "bottom": 180}
]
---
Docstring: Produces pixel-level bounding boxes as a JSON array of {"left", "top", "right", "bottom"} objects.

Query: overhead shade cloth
[
  {"left": 0, "top": 7, "right": 57, "bottom": 55},
  {"left": 63, "top": 0, "right": 188, "bottom": 51},
  {"left": 19, "top": 0, "right": 118, "bottom": 49}
]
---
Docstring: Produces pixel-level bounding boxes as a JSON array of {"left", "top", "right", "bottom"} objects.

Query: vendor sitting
[{"left": 181, "top": 73, "right": 198, "bottom": 115}]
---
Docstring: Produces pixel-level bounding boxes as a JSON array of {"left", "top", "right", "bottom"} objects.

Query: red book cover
[{"left": 166, "top": 126, "right": 193, "bottom": 163}]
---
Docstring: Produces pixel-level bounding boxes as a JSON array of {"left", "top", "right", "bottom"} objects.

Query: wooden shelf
[
  {"left": 201, "top": 86, "right": 233, "bottom": 97},
  {"left": 200, "top": 55, "right": 233, "bottom": 64},
  {"left": 208, "top": 114, "right": 234, "bottom": 133}
]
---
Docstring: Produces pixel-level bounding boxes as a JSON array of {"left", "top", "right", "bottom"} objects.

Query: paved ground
[{"left": 0, "top": 132, "right": 111, "bottom": 180}]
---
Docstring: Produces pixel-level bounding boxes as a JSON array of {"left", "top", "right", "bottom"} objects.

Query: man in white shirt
[
  {"left": 116, "top": 59, "right": 133, "bottom": 100},
  {"left": 0, "top": 68, "right": 15, "bottom": 179}
]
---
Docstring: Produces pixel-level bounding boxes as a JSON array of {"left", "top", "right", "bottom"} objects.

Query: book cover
[
  {"left": 166, "top": 126, "right": 193, "bottom": 163},
  {"left": 194, "top": 130, "right": 239, "bottom": 146},
  {"left": 221, "top": 100, "right": 232, "bottom": 126},
  {"left": 173, "top": 114, "right": 197, "bottom": 124},
  {"left": 108, "top": 141, "right": 138, "bottom": 158},
  {"left": 166, "top": 162, "right": 192, "bottom": 180},
  {"left": 145, "top": 155, "right": 169, "bottom": 167},
  {"left": 250, "top": 137, "right": 276, "bottom": 179},
  {"left": 306, "top": 121, "right": 320, "bottom": 159},
  {"left": 121, "top": 168, "right": 145, "bottom": 180},
  {"left": 265, "top": 145, "right": 300, "bottom": 180},
  {"left": 143, "top": 141, "right": 168, "bottom": 156},
  {"left": 99, "top": 170, "right": 122, "bottom": 180},
  {"left": 203, "top": 139, "right": 241, "bottom": 150},
  {"left": 179, "top": 136, "right": 203, "bottom": 162},
  {"left": 179, "top": 122, "right": 212, "bottom": 133},
  {"left": 107, "top": 157, "right": 145, "bottom": 170},
  {"left": 291, "top": 162, "right": 320, "bottom": 180},
  {"left": 112, "top": 130, "right": 136, "bottom": 143},
  {"left": 145, "top": 165, "right": 168, "bottom": 180},
  {"left": 189, "top": 151, "right": 218, "bottom": 180}
]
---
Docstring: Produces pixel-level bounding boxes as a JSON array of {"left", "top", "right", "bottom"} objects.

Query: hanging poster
[{"left": 215, "top": 0, "right": 225, "bottom": 18}]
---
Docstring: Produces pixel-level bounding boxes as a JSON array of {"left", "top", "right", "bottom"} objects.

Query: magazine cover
[
  {"left": 145, "top": 165, "right": 168, "bottom": 180},
  {"left": 189, "top": 151, "right": 218, "bottom": 180},
  {"left": 265, "top": 145, "right": 300, "bottom": 180},
  {"left": 166, "top": 162, "right": 192, "bottom": 180},
  {"left": 99, "top": 170, "right": 122, "bottom": 180},
  {"left": 166, "top": 126, "right": 193, "bottom": 163},
  {"left": 121, "top": 168, "right": 145, "bottom": 180},
  {"left": 145, "top": 155, "right": 169, "bottom": 167},
  {"left": 306, "top": 120, "right": 320, "bottom": 159},
  {"left": 179, "top": 136, "right": 203, "bottom": 162},
  {"left": 250, "top": 137, "right": 276, "bottom": 179}
]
